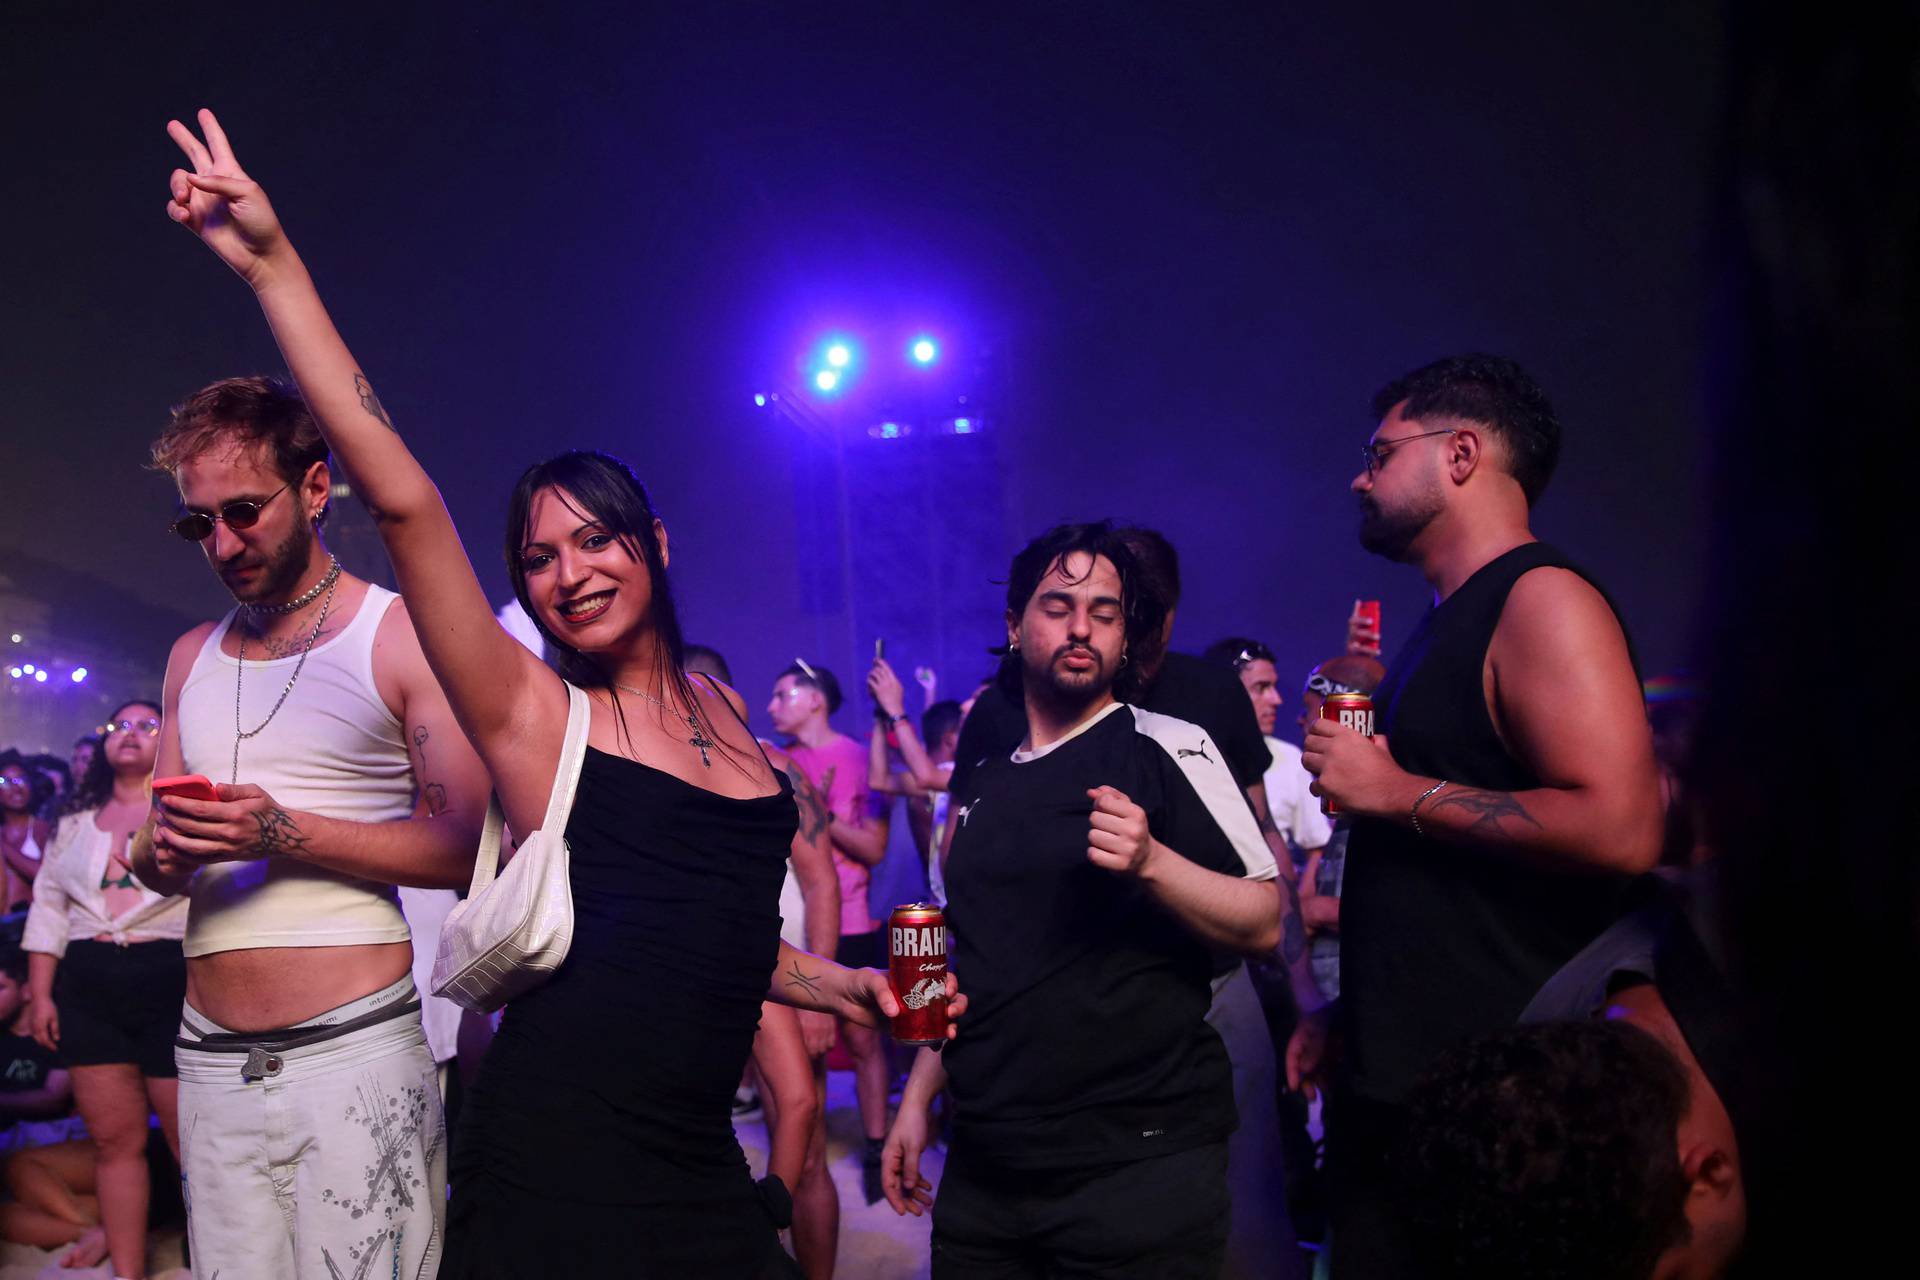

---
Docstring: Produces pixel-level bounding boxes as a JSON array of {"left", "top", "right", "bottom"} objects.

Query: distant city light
[{"left": 910, "top": 338, "right": 938, "bottom": 365}]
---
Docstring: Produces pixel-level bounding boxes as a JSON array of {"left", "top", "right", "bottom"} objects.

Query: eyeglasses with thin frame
[
  {"left": 169, "top": 485, "right": 289, "bottom": 542},
  {"left": 1361, "top": 429, "right": 1457, "bottom": 478},
  {"left": 100, "top": 717, "right": 162, "bottom": 738}
]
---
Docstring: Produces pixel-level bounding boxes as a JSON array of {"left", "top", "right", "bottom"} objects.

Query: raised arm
[
  {"left": 163, "top": 110, "right": 561, "bottom": 811},
  {"left": 1304, "top": 569, "right": 1662, "bottom": 875}
]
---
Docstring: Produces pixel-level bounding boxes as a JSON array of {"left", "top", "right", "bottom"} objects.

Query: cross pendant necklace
[{"left": 612, "top": 681, "right": 715, "bottom": 767}]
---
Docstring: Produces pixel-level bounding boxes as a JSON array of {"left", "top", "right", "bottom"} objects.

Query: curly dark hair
[
  {"left": 1372, "top": 353, "right": 1562, "bottom": 506},
  {"left": 1401, "top": 1019, "right": 1693, "bottom": 1280},
  {"left": 995, "top": 520, "right": 1168, "bottom": 704},
  {"left": 0, "top": 749, "right": 52, "bottom": 816},
  {"left": 51, "top": 699, "right": 161, "bottom": 840}
]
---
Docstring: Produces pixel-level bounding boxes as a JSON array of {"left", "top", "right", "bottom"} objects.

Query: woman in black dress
[{"left": 164, "top": 109, "right": 963, "bottom": 1276}]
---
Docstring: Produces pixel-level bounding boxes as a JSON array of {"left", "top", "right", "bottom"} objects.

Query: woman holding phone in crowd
[
  {"left": 159, "top": 109, "right": 962, "bottom": 1277},
  {"left": 23, "top": 699, "right": 187, "bottom": 1280}
]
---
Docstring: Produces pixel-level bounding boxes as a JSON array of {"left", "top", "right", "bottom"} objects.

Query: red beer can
[
  {"left": 887, "top": 903, "right": 950, "bottom": 1045},
  {"left": 1319, "top": 691, "right": 1376, "bottom": 816}
]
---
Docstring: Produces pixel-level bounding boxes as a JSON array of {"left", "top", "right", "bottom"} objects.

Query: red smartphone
[{"left": 151, "top": 774, "right": 221, "bottom": 803}]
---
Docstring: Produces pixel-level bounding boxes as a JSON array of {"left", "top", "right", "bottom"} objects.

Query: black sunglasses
[{"left": 170, "top": 485, "right": 289, "bottom": 542}]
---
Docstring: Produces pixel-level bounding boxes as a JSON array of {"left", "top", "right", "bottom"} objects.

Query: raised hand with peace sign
[{"left": 165, "top": 109, "right": 291, "bottom": 289}]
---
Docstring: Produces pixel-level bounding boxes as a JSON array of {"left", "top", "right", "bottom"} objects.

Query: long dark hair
[
  {"left": 504, "top": 451, "right": 745, "bottom": 772},
  {"left": 51, "top": 698, "right": 159, "bottom": 839}
]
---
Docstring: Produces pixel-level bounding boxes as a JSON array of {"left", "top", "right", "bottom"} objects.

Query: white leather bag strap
[{"left": 467, "top": 681, "right": 595, "bottom": 896}]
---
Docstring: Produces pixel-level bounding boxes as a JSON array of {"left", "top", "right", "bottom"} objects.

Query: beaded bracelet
[{"left": 1411, "top": 780, "right": 1450, "bottom": 837}]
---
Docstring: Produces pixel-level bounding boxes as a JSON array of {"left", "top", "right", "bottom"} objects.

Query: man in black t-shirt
[{"left": 881, "top": 521, "right": 1284, "bottom": 1279}]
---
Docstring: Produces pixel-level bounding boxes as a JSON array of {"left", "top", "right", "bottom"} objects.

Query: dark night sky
[{"left": 3, "top": 1, "right": 1721, "bottom": 738}]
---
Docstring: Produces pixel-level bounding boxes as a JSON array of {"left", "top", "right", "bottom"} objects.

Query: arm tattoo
[
  {"left": 253, "top": 806, "right": 313, "bottom": 859},
  {"left": 786, "top": 763, "right": 830, "bottom": 843},
  {"left": 1280, "top": 873, "right": 1308, "bottom": 966},
  {"left": 1426, "top": 787, "right": 1543, "bottom": 838},
  {"left": 354, "top": 372, "right": 398, "bottom": 432},
  {"left": 783, "top": 962, "right": 825, "bottom": 1001},
  {"left": 411, "top": 726, "right": 447, "bottom": 815}
]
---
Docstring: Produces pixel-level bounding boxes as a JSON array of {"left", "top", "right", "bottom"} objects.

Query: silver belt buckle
[{"left": 241, "top": 1046, "right": 284, "bottom": 1081}]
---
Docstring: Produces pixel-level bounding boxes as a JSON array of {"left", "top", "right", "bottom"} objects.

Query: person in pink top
[{"left": 768, "top": 661, "right": 895, "bottom": 1204}]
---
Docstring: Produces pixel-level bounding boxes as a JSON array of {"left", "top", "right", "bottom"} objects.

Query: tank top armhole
[{"left": 352, "top": 586, "right": 404, "bottom": 732}]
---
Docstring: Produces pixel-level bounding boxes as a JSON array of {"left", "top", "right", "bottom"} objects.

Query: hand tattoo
[
  {"left": 783, "top": 962, "right": 825, "bottom": 1002},
  {"left": 1426, "top": 787, "right": 1542, "bottom": 837},
  {"left": 354, "top": 372, "right": 397, "bottom": 432},
  {"left": 253, "top": 807, "right": 313, "bottom": 859}
]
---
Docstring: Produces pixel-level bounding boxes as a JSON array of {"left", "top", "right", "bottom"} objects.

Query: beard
[
  {"left": 1024, "top": 641, "right": 1117, "bottom": 710},
  {"left": 1358, "top": 482, "right": 1444, "bottom": 561},
  {"left": 217, "top": 516, "right": 314, "bottom": 604}
]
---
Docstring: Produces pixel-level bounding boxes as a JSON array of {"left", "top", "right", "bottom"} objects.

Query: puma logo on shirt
[{"left": 1175, "top": 741, "right": 1214, "bottom": 764}]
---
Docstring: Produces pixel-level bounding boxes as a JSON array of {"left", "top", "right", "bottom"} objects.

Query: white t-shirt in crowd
[{"left": 1263, "top": 736, "right": 1332, "bottom": 854}]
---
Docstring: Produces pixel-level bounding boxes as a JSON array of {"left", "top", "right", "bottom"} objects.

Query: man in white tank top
[{"left": 130, "top": 376, "right": 490, "bottom": 1280}]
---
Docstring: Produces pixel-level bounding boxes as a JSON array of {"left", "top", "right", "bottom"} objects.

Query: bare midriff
[{"left": 185, "top": 940, "right": 414, "bottom": 1032}]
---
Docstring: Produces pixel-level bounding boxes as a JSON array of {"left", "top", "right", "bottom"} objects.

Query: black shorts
[
  {"left": 931, "top": 1141, "right": 1230, "bottom": 1279},
  {"left": 53, "top": 939, "right": 188, "bottom": 1078},
  {"left": 836, "top": 930, "right": 886, "bottom": 971}
]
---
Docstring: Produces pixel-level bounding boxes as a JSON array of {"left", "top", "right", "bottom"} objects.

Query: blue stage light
[
  {"left": 911, "top": 338, "right": 938, "bottom": 365},
  {"left": 952, "top": 417, "right": 974, "bottom": 434},
  {"left": 825, "top": 344, "right": 851, "bottom": 369},
  {"left": 71, "top": 668, "right": 88, "bottom": 683},
  {"left": 815, "top": 369, "right": 841, "bottom": 393},
  {"left": 33, "top": 670, "right": 47, "bottom": 683},
  {"left": 753, "top": 393, "right": 768, "bottom": 408},
  {"left": 6, "top": 667, "right": 20, "bottom": 679},
  {"left": 21, "top": 663, "right": 34, "bottom": 675}
]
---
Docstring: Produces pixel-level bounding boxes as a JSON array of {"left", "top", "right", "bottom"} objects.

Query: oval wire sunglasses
[{"left": 169, "top": 484, "right": 289, "bottom": 541}]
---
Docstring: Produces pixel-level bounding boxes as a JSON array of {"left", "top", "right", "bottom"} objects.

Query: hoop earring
[
  {"left": 1120, "top": 652, "right": 1130, "bottom": 667},
  {"left": 1008, "top": 642, "right": 1020, "bottom": 654}
]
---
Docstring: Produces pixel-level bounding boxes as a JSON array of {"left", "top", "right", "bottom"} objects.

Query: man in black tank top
[{"left": 1300, "top": 355, "right": 1663, "bottom": 1277}]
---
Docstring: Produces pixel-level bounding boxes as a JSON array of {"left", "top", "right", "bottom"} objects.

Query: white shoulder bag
[{"left": 431, "top": 680, "right": 592, "bottom": 1012}]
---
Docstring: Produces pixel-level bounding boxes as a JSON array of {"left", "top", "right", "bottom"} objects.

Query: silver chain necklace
[
  {"left": 611, "top": 680, "right": 717, "bottom": 767},
  {"left": 245, "top": 556, "right": 341, "bottom": 615},
  {"left": 232, "top": 561, "right": 343, "bottom": 783}
]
